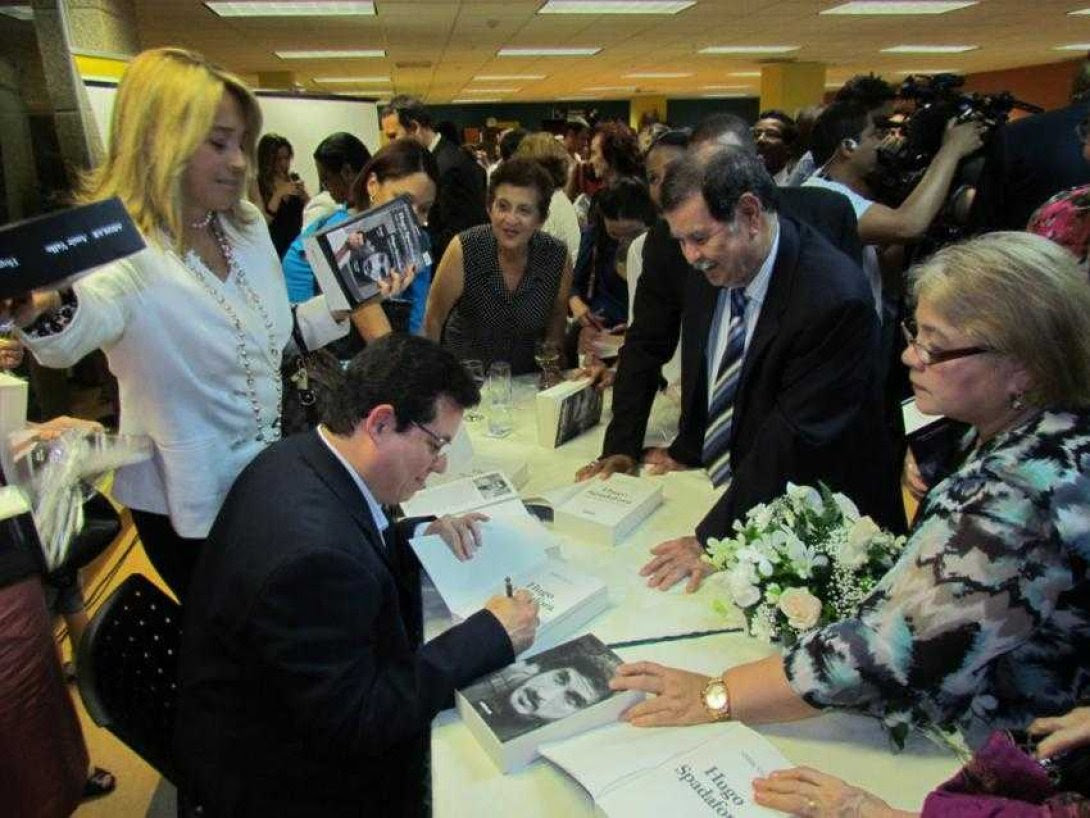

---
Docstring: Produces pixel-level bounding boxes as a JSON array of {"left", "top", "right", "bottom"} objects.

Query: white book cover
[
  {"left": 554, "top": 473, "right": 663, "bottom": 546},
  {"left": 456, "top": 634, "right": 642, "bottom": 772},
  {"left": 410, "top": 516, "right": 608, "bottom": 655},
  {"left": 540, "top": 721, "right": 791, "bottom": 817},
  {"left": 401, "top": 470, "right": 519, "bottom": 518},
  {"left": 535, "top": 378, "right": 603, "bottom": 449}
]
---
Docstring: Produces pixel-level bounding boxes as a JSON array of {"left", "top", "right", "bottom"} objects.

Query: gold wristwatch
[{"left": 701, "top": 676, "right": 732, "bottom": 722}]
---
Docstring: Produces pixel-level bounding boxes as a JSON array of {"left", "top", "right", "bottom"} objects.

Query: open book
[
  {"left": 535, "top": 377, "right": 604, "bottom": 449},
  {"left": 456, "top": 634, "right": 641, "bottom": 772},
  {"left": 410, "top": 515, "right": 608, "bottom": 657},
  {"left": 540, "top": 721, "right": 791, "bottom": 817},
  {"left": 303, "top": 194, "right": 429, "bottom": 311},
  {"left": 401, "top": 469, "right": 523, "bottom": 519}
]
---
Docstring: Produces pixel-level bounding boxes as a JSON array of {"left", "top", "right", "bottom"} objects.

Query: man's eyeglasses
[
  {"left": 410, "top": 420, "right": 451, "bottom": 460},
  {"left": 901, "top": 320, "right": 992, "bottom": 366}
]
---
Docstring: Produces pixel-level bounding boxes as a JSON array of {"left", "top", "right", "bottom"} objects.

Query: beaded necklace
[{"left": 180, "top": 215, "right": 282, "bottom": 444}]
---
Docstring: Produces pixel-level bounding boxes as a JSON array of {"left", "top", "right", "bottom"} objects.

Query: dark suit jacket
[
  {"left": 684, "top": 217, "right": 904, "bottom": 540},
  {"left": 175, "top": 432, "right": 513, "bottom": 818},
  {"left": 602, "top": 185, "right": 863, "bottom": 464},
  {"left": 969, "top": 102, "right": 1090, "bottom": 232},
  {"left": 429, "top": 136, "right": 489, "bottom": 261}
]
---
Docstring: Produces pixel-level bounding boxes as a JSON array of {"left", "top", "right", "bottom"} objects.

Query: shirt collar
[
  {"left": 316, "top": 425, "right": 389, "bottom": 533},
  {"left": 741, "top": 216, "right": 779, "bottom": 307},
  {"left": 428, "top": 132, "right": 442, "bottom": 153}
]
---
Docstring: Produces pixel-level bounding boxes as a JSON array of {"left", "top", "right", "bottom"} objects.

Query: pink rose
[{"left": 777, "top": 587, "right": 823, "bottom": 631}]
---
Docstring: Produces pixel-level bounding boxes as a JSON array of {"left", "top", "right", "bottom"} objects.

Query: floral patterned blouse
[
  {"left": 1028, "top": 184, "right": 1090, "bottom": 275},
  {"left": 783, "top": 409, "right": 1090, "bottom": 746}
]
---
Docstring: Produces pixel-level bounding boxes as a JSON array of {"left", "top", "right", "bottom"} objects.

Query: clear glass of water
[
  {"left": 485, "top": 361, "right": 513, "bottom": 438},
  {"left": 462, "top": 359, "right": 485, "bottom": 422}
]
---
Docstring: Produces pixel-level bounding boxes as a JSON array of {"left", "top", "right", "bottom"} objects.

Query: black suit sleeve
[
  {"left": 246, "top": 549, "right": 513, "bottom": 757},
  {"left": 695, "top": 296, "right": 879, "bottom": 542},
  {"left": 432, "top": 159, "right": 487, "bottom": 260},
  {"left": 601, "top": 225, "right": 686, "bottom": 460}
]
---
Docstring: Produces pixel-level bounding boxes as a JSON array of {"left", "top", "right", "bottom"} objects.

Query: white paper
[{"left": 402, "top": 470, "right": 518, "bottom": 518}]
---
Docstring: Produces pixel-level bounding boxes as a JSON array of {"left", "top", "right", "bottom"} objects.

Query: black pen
[{"left": 504, "top": 576, "right": 513, "bottom": 598}]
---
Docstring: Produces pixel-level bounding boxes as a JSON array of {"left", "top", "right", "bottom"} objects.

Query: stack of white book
[
  {"left": 410, "top": 515, "right": 609, "bottom": 657},
  {"left": 456, "top": 634, "right": 641, "bottom": 772},
  {"left": 553, "top": 473, "right": 663, "bottom": 546},
  {"left": 535, "top": 378, "right": 603, "bottom": 449}
]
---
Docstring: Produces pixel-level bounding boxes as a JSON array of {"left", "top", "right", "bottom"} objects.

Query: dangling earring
[{"left": 1009, "top": 391, "right": 1026, "bottom": 410}]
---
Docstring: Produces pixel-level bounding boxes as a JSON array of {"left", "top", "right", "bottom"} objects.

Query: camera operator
[
  {"left": 969, "top": 58, "right": 1090, "bottom": 233},
  {"left": 804, "top": 101, "right": 984, "bottom": 321}
]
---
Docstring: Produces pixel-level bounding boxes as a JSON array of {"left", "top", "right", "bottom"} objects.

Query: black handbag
[{"left": 280, "top": 323, "right": 345, "bottom": 437}]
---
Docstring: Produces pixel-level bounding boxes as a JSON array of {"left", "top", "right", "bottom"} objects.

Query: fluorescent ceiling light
[
  {"left": 1069, "top": 8, "right": 1090, "bottom": 14},
  {"left": 584, "top": 85, "right": 636, "bottom": 91},
  {"left": 313, "top": 76, "right": 390, "bottom": 83},
  {"left": 821, "top": 1, "right": 976, "bottom": 14},
  {"left": 497, "top": 47, "right": 601, "bottom": 56},
  {"left": 206, "top": 1, "right": 375, "bottom": 16},
  {"left": 538, "top": 1, "right": 695, "bottom": 13},
  {"left": 702, "top": 92, "right": 750, "bottom": 98},
  {"left": 451, "top": 98, "right": 502, "bottom": 103},
  {"left": 463, "top": 88, "right": 519, "bottom": 93},
  {"left": 0, "top": 5, "right": 32, "bottom": 20},
  {"left": 703, "top": 84, "right": 751, "bottom": 90},
  {"left": 277, "top": 49, "right": 385, "bottom": 59},
  {"left": 882, "top": 44, "right": 977, "bottom": 53},
  {"left": 699, "top": 45, "right": 799, "bottom": 55},
  {"left": 1055, "top": 43, "right": 1090, "bottom": 51},
  {"left": 896, "top": 68, "right": 957, "bottom": 74},
  {"left": 474, "top": 74, "right": 546, "bottom": 80},
  {"left": 623, "top": 72, "right": 693, "bottom": 78},
  {"left": 728, "top": 71, "right": 762, "bottom": 77}
]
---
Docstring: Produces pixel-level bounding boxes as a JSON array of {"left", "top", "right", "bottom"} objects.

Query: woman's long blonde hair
[{"left": 79, "top": 47, "right": 262, "bottom": 249}]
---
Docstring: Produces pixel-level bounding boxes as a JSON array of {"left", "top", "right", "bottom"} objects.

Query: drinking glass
[
  {"left": 485, "top": 361, "right": 513, "bottom": 438},
  {"left": 533, "top": 339, "right": 562, "bottom": 390},
  {"left": 462, "top": 359, "right": 485, "bottom": 422}
]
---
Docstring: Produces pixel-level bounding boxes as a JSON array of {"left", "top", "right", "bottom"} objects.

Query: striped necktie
[{"left": 703, "top": 288, "right": 748, "bottom": 488}]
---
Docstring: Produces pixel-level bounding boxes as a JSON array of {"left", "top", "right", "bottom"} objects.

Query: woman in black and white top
[{"left": 424, "top": 157, "right": 572, "bottom": 375}]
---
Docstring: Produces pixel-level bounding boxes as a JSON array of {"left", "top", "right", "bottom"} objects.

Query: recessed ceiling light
[
  {"left": 702, "top": 92, "right": 750, "bottom": 98},
  {"left": 313, "top": 76, "right": 391, "bottom": 83},
  {"left": 451, "top": 98, "right": 502, "bottom": 104},
  {"left": 699, "top": 45, "right": 799, "bottom": 55},
  {"left": 206, "top": 1, "right": 375, "bottom": 16},
  {"left": 895, "top": 68, "right": 958, "bottom": 74},
  {"left": 497, "top": 47, "right": 601, "bottom": 56},
  {"left": 0, "top": 5, "right": 32, "bottom": 20},
  {"left": 1055, "top": 43, "right": 1090, "bottom": 51},
  {"left": 821, "top": 1, "right": 976, "bottom": 14},
  {"left": 623, "top": 72, "right": 693, "bottom": 78},
  {"left": 584, "top": 85, "right": 636, "bottom": 92},
  {"left": 538, "top": 1, "right": 695, "bottom": 13},
  {"left": 473, "top": 74, "right": 547, "bottom": 80},
  {"left": 463, "top": 88, "right": 520, "bottom": 93},
  {"left": 702, "top": 84, "right": 751, "bottom": 90},
  {"left": 277, "top": 49, "right": 385, "bottom": 59},
  {"left": 881, "top": 44, "right": 977, "bottom": 53}
]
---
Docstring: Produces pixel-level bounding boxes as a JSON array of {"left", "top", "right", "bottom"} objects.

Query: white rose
[
  {"left": 832, "top": 492, "right": 860, "bottom": 522},
  {"left": 727, "top": 567, "right": 761, "bottom": 608},
  {"left": 841, "top": 516, "right": 882, "bottom": 568},
  {"left": 777, "top": 587, "right": 823, "bottom": 631},
  {"left": 786, "top": 483, "right": 823, "bottom": 513}
]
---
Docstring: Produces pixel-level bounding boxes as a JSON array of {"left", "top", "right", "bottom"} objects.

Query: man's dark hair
[
  {"left": 322, "top": 335, "right": 478, "bottom": 434},
  {"left": 834, "top": 74, "right": 896, "bottom": 110},
  {"left": 596, "top": 176, "right": 656, "bottom": 225},
  {"left": 380, "top": 94, "right": 433, "bottom": 130},
  {"left": 499, "top": 128, "right": 529, "bottom": 161},
  {"left": 312, "top": 132, "right": 371, "bottom": 177},
  {"left": 488, "top": 157, "right": 554, "bottom": 221},
  {"left": 809, "top": 101, "right": 872, "bottom": 166},
  {"left": 690, "top": 113, "right": 757, "bottom": 154},
  {"left": 648, "top": 127, "right": 691, "bottom": 153},
  {"left": 756, "top": 109, "right": 799, "bottom": 144},
  {"left": 660, "top": 146, "right": 779, "bottom": 220}
]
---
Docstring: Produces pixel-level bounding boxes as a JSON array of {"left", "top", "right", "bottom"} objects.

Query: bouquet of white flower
[{"left": 706, "top": 483, "right": 906, "bottom": 646}]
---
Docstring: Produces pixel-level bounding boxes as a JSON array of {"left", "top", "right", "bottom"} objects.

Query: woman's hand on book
[
  {"left": 1, "top": 289, "right": 61, "bottom": 330},
  {"left": 752, "top": 767, "right": 905, "bottom": 818},
  {"left": 609, "top": 662, "right": 712, "bottom": 726},
  {"left": 485, "top": 589, "right": 540, "bottom": 654},
  {"left": 640, "top": 536, "right": 716, "bottom": 593},
  {"left": 426, "top": 512, "right": 488, "bottom": 561}
]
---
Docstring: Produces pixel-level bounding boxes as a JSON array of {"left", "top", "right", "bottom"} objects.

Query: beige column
[
  {"left": 629, "top": 95, "right": 667, "bottom": 131},
  {"left": 759, "top": 62, "right": 827, "bottom": 115}
]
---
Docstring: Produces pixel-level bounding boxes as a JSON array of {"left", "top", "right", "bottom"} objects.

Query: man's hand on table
[
  {"left": 484, "top": 590, "right": 540, "bottom": 654},
  {"left": 575, "top": 453, "right": 637, "bottom": 482},
  {"left": 640, "top": 535, "right": 716, "bottom": 593},
  {"left": 425, "top": 512, "right": 488, "bottom": 561},
  {"left": 609, "top": 662, "right": 715, "bottom": 726},
  {"left": 752, "top": 767, "right": 907, "bottom": 818},
  {"left": 641, "top": 446, "right": 687, "bottom": 475}
]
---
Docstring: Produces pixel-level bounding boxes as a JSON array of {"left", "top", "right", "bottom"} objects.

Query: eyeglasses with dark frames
[
  {"left": 901, "top": 320, "right": 992, "bottom": 366},
  {"left": 410, "top": 420, "right": 451, "bottom": 459}
]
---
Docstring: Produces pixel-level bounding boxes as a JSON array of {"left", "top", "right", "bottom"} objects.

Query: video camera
[{"left": 872, "top": 73, "right": 1043, "bottom": 208}]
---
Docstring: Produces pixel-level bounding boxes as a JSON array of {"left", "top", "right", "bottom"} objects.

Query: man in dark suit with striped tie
[{"left": 637, "top": 147, "right": 903, "bottom": 592}]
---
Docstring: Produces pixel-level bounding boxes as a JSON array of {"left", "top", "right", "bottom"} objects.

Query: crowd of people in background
[{"left": 3, "top": 43, "right": 1090, "bottom": 818}]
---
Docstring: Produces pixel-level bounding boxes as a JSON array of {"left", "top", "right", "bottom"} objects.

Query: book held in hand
[
  {"left": 902, "top": 398, "right": 971, "bottom": 485},
  {"left": 456, "top": 634, "right": 641, "bottom": 772},
  {"left": 535, "top": 377, "right": 604, "bottom": 448},
  {"left": 539, "top": 721, "right": 791, "bottom": 817},
  {"left": 303, "top": 194, "right": 430, "bottom": 311},
  {"left": 0, "top": 198, "right": 144, "bottom": 299},
  {"left": 553, "top": 473, "right": 663, "bottom": 546},
  {"left": 410, "top": 515, "right": 609, "bottom": 656}
]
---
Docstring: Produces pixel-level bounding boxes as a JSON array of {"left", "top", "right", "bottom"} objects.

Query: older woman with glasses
[{"left": 611, "top": 232, "right": 1090, "bottom": 761}]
